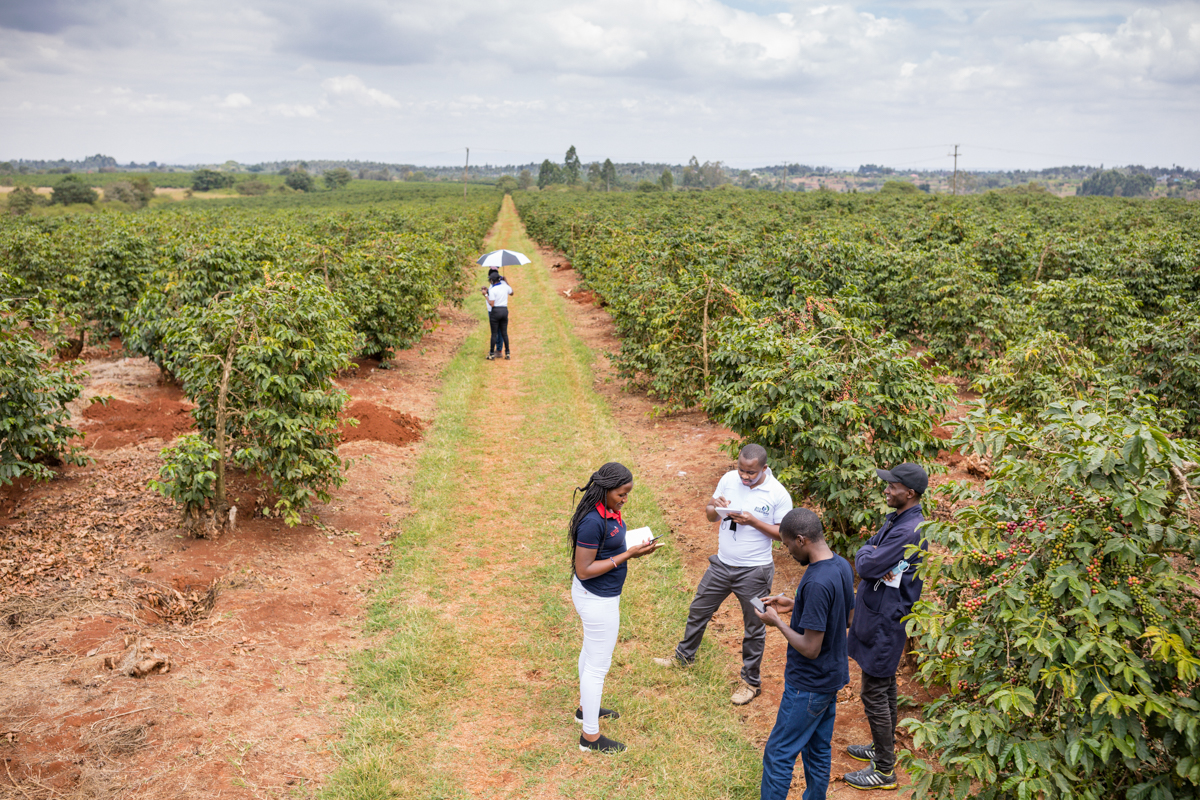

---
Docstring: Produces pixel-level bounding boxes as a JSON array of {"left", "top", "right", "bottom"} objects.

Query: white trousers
[{"left": 571, "top": 576, "right": 621, "bottom": 735}]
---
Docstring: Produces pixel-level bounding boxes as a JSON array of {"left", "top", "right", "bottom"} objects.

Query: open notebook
[{"left": 625, "top": 527, "right": 655, "bottom": 547}]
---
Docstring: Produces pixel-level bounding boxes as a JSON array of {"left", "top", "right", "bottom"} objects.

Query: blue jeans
[{"left": 761, "top": 686, "right": 838, "bottom": 800}]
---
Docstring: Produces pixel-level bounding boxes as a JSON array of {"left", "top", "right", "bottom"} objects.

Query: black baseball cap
[{"left": 876, "top": 462, "right": 928, "bottom": 495}]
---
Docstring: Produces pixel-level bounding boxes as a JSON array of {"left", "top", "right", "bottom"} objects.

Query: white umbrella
[{"left": 477, "top": 249, "right": 532, "bottom": 268}]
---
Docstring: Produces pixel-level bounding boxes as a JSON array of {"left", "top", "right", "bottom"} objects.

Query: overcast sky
[{"left": 1, "top": 1, "right": 1196, "bottom": 170}]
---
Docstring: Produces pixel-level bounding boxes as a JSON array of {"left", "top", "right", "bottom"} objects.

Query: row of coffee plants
[
  {"left": 514, "top": 188, "right": 1200, "bottom": 799},
  {"left": 903, "top": 401, "right": 1200, "bottom": 800},
  {"left": 516, "top": 188, "right": 1200, "bottom": 430},
  {"left": 1, "top": 187, "right": 500, "bottom": 532}
]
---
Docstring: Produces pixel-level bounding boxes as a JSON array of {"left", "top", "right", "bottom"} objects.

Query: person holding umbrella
[
  {"left": 477, "top": 250, "right": 530, "bottom": 361},
  {"left": 485, "top": 270, "right": 513, "bottom": 360},
  {"left": 481, "top": 268, "right": 507, "bottom": 359}
]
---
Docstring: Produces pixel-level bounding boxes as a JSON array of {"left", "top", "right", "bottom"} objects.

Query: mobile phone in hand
[{"left": 750, "top": 596, "right": 765, "bottom": 613}]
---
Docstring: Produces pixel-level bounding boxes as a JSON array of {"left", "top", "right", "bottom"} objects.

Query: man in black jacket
[{"left": 843, "top": 462, "right": 929, "bottom": 791}]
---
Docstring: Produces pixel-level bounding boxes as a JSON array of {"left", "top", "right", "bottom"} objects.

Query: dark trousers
[
  {"left": 489, "top": 307, "right": 509, "bottom": 355},
  {"left": 675, "top": 555, "right": 774, "bottom": 687},
  {"left": 860, "top": 671, "right": 898, "bottom": 773}
]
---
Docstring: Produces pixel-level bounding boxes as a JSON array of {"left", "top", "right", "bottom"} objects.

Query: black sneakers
[
  {"left": 579, "top": 733, "right": 626, "bottom": 753},
  {"left": 574, "top": 706, "right": 620, "bottom": 723},
  {"left": 846, "top": 743, "right": 877, "bottom": 762}
]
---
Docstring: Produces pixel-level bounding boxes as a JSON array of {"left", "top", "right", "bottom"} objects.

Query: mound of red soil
[
  {"left": 564, "top": 288, "right": 601, "bottom": 305},
  {"left": 81, "top": 395, "right": 195, "bottom": 450},
  {"left": 339, "top": 401, "right": 424, "bottom": 447}
]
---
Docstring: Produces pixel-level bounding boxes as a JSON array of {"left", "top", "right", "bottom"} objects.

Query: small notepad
[{"left": 625, "top": 526, "right": 655, "bottom": 546}]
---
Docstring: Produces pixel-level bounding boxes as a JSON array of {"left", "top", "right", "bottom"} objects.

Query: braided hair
[{"left": 568, "top": 462, "right": 634, "bottom": 569}]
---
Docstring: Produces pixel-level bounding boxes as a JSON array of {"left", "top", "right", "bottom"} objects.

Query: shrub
[
  {"left": 903, "top": 400, "right": 1200, "bottom": 800},
  {"left": 973, "top": 330, "right": 1124, "bottom": 417},
  {"left": 103, "top": 178, "right": 154, "bottom": 209},
  {"left": 707, "top": 298, "right": 954, "bottom": 547},
  {"left": 150, "top": 434, "right": 220, "bottom": 534},
  {"left": 51, "top": 175, "right": 98, "bottom": 205},
  {"left": 0, "top": 272, "right": 88, "bottom": 485},
  {"left": 156, "top": 274, "right": 354, "bottom": 531},
  {"left": 191, "top": 169, "right": 236, "bottom": 192},
  {"left": 315, "top": 232, "right": 464, "bottom": 361},
  {"left": 6, "top": 186, "right": 47, "bottom": 215},
  {"left": 1119, "top": 304, "right": 1200, "bottom": 438},
  {"left": 1021, "top": 276, "right": 1144, "bottom": 362},
  {"left": 124, "top": 234, "right": 280, "bottom": 374},
  {"left": 323, "top": 168, "right": 352, "bottom": 190},
  {"left": 235, "top": 179, "right": 271, "bottom": 196},
  {"left": 285, "top": 170, "right": 315, "bottom": 192}
]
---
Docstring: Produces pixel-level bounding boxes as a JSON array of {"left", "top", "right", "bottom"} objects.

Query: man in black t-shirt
[{"left": 754, "top": 508, "right": 854, "bottom": 800}]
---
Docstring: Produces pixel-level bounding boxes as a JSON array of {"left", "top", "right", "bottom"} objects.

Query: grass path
[{"left": 323, "top": 196, "right": 764, "bottom": 799}]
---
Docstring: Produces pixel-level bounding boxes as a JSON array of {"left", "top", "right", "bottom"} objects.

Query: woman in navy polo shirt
[{"left": 568, "top": 462, "right": 661, "bottom": 753}]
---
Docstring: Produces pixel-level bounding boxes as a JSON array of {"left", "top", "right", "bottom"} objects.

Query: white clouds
[
  {"left": 0, "top": 0, "right": 1195, "bottom": 167},
  {"left": 321, "top": 75, "right": 401, "bottom": 108},
  {"left": 270, "top": 103, "right": 319, "bottom": 118},
  {"left": 220, "top": 93, "right": 252, "bottom": 108},
  {"left": 1020, "top": 6, "right": 1200, "bottom": 84}
]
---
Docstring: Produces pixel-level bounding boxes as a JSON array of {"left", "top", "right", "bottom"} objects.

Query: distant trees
[
  {"left": 564, "top": 146, "right": 582, "bottom": 186},
  {"left": 192, "top": 169, "right": 236, "bottom": 192},
  {"left": 537, "top": 159, "right": 561, "bottom": 189},
  {"left": 6, "top": 186, "right": 47, "bottom": 215},
  {"left": 681, "top": 156, "right": 727, "bottom": 189},
  {"left": 518, "top": 169, "right": 533, "bottom": 190},
  {"left": 682, "top": 156, "right": 702, "bottom": 188},
  {"left": 104, "top": 177, "right": 155, "bottom": 208},
  {"left": 323, "top": 167, "right": 353, "bottom": 190},
  {"left": 1079, "top": 169, "right": 1155, "bottom": 197},
  {"left": 51, "top": 175, "right": 98, "bottom": 205},
  {"left": 235, "top": 180, "right": 271, "bottom": 196},
  {"left": 496, "top": 175, "right": 519, "bottom": 194},
  {"left": 602, "top": 159, "right": 617, "bottom": 191},
  {"left": 660, "top": 168, "right": 674, "bottom": 192},
  {"left": 285, "top": 169, "right": 315, "bottom": 192}
]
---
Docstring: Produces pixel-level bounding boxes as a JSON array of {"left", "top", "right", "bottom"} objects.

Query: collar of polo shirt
[{"left": 594, "top": 501, "right": 623, "bottom": 522}]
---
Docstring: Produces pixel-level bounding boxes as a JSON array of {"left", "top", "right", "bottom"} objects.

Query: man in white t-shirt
[{"left": 654, "top": 444, "right": 794, "bottom": 705}]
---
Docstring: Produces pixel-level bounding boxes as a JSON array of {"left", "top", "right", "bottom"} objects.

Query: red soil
[
  {"left": 339, "top": 400, "right": 424, "bottom": 447},
  {"left": 80, "top": 391, "right": 195, "bottom": 450}
]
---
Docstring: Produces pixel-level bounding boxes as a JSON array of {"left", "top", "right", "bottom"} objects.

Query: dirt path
[{"left": 326, "top": 197, "right": 940, "bottom": 798}]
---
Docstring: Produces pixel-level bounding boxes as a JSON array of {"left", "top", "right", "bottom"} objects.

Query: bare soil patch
[
  {"left": 0, "top": 305, "right": 477, "bottom": 799},
  {"left": 545, "top": 248, "right": 952, "bottom": 797},
  {"left": 81, "top": 395, "right": 195, "bottom": 451},
  {"left": 338, "top": 400, "right": 424, "bottom": 447}
]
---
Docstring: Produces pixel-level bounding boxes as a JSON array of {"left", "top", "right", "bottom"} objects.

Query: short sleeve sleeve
[
  {"left": 575, "top": 513, "right": 604, "bottom": 550},
  {"left": 797, "top": 580, "right": 833, "bottom": 633},
  {"left": 772, "top": 488, "right": 794, "bottom": 524},
  {"left": 713, "top": 472, "right": 733, "bottom": 501}
]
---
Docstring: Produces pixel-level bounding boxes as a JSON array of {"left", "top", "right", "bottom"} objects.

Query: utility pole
[
  {"left": 463, "top": 147, "right": 469, "bottom": 199},
  {"left": 950, "top": 143, "right": 960, "bottom": 195}
]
